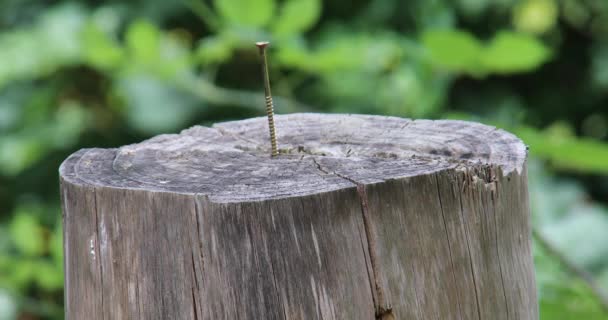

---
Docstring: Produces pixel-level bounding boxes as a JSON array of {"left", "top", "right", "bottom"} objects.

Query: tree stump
[{"left": 59, "top": 113, "right": 537, "bottom": 320}]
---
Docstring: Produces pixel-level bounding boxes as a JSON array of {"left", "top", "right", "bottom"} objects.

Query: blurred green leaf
[
  {"left": 38, "top": 3, "right": 84, "bottom": 62},
  {"left": 195, "top": 36, "right": 234, "bottom": 65},
  {"left": 34, "top": 261, "right": 63, "bottom": 291},
  {"left": 82, "top": 22, "right": 125, "bottom": 70},
  {"left": 422, "top": 30, "right": 551, "bottom": 75},
  {"left": 422, "top": 29, "right": 484, "bottom": 74},
  {"left": 481, "top": 31, "right": 551, "bottom": 74},
  {"left": 272, "top": 0, "right": 321, "bottom": 36},
  {"left": 47, "top": 102, "right": 88, "bottom": 148},
  {"left": 0, "top": 136, "right": 44, "bottom": 176},
  {"left": 123, "top": 21, "right": 194, "bottom": 78},
  {"left": 9, "top": 212, "right": 44, "bottom": 257},
  {"left": 213, "top": 0, "right": 275, "bottom": 27},
  {"left": 513, "top": 0, "right": 558, "bottom": 35},
  {"left": 126, "top": 20, "right": 161, "bottom": 65},
  {"left": 279, "top": 29, "right": 404, "bottom": 73},
  {"left": 10, "top": 259, "right": 37, "bottom": 290},
  {"left": 0, "top": 4, "right": 86, "bottom": 89},
  {"left": 117, "top": 74, "right": 201, "bottom": 134}
]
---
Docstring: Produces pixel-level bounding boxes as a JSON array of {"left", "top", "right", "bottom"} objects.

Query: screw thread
[{"left": 265, "top": 95, "right": 278, "bottom": 156}]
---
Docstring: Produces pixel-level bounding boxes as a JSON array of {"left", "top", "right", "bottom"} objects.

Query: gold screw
[{"left": 256, "top": 41, "right": 278, "bottom": 157}]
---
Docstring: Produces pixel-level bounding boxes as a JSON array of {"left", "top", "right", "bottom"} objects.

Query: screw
[{"left": 256, "top": 41, "right": 278, "bottom": 157}]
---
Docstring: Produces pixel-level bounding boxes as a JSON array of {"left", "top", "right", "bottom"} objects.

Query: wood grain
[{"left": 60, "top": 113, "right": 537, "bottom": 319}]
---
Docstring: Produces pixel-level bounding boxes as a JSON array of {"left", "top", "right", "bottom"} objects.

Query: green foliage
[
  {"left": 529, "top": 161, "right": 608, "bottom": 319},
  {"left": 196, "top": 36, "right": 234, "bottom": 65},
  {"left": 1, "top": 0, "right": 608, "bottom": 319},
  {"left": 0, "top": 4, "right": 85, "bottom": 89},
  {"left": 126, "top": 21, "right": 162, "bottom": 65},
  {"left": 1, "top": 203, "right": 63, "bottom": 296},
  {"left": 515, "top": 124, "right": 608, "bottom": 174},
  {"left": 422, "top": 29, "right": 551, "bottom": 76},
  {"left": 535, "top": 241, "right": 608, "bottom": 319},
  {"left": 9, "top": 212, "right": 44, "bottom": 257},
  {"left": 513, "top": 0, "right": 558, "bottom": 35},
  {"left": 214, "top": 0, "right": 275, "bottom": 27},
  {"left": 422, "top": 30, "right": 483, "bottom": 74},
  {"left": 118, "top": 74, "right": 200, "bottom": 133},
  {"left": 482, "top": 32, "right": 552, "bottom": 73},
  {"left": 272, "top": 0, "right": 322, "bottom": 37}
]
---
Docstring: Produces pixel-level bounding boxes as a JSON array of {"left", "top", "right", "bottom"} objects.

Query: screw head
[{"left": 256, "top": 41, "right": 270, "bottom": 53}]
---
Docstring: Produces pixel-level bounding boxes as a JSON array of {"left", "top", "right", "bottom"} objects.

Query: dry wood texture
[{"left": 59, "top": 113, "right": 537, "bottom": 320}]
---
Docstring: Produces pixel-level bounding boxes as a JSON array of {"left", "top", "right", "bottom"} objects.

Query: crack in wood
[
  {"left": 92, "top": 187, "right": 106, "bottom": 320},
  {"left": 310, "top": 157, "right": 392, "bottom": 319},
  {"left": 191, "top": 285, "right": 199, "bottom": 320},
  {"left": 435, "top": 173, "right": 464, "bottom": 320},
  {"left": 490, "top": 174, "right": 510, "bottom": 320},
  {"left": 458, "top": 171, "right": 487, "bottom": 320}
]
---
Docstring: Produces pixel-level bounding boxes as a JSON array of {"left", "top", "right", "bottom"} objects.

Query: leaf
[
  {"left": 117, "top": 74, "right": 201, "bottom": 134},
  {"left": 0, "top": 4, "right": 86, "bottom": 89},
  {"left": 0, "top": 136, "right": 42, "bottom": 176},
  {"left": 10, "top": 259, "right": 37, "bottom": 290},
  {"left": 125, "top": 20, "right": 160, "bottom": 64},
  {"left": 48, "top": 102, "right": 88, "bottom": 148},
  {"left": 8, "top": 212, "right": 44, "bottom": 257},
  {"left": 195, "top": 36, "right": 234, "bottom": 65},
  {"left": 34, "top": 261, "right": 63, "bottom": 291},
  {"left": 279, "top": 29, "right": 403, "bottom": 73},
  {"left": 513, "top": 0, "right": 558, "bottom": 35},
  {"left": 422, "top": 29, "right": 484, "bottom": 74},
  {"left": 422, "top": 30, "right": 551, "bottom": 75},
  {"left": 82, "top": 22, "right": 124, "bottom": 70},
  {"left": 272, "top": 0, "right": 321, "bottom": 36},
  {"left": 213, "top": 0, "right": 275, "bottom": 27},
  {"left": 481, "top": 31, "right": 551, "bottom": 74}
]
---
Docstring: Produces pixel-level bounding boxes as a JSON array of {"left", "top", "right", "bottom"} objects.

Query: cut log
[{"left": 59, "top": 113, "right": 537, "bottom": 320}]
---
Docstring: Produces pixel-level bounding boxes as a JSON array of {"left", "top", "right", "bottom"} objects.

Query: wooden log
[{"left": 59, "top": 113, "right": 537, "bottom": 320}]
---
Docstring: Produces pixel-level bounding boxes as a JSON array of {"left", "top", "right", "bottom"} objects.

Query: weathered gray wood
[{"left": 60, "top": 113, "right": 537, "bottom": 320}]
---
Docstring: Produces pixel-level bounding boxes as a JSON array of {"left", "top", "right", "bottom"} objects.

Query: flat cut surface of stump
[
  {"left": 60, "top": 113, "right": 536, "bottom": 320},
  {"left": 62, "top": 113, "right": 526, "bottom": 202}
]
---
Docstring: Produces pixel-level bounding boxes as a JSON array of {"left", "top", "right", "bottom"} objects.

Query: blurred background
[{"left": 1, "top": 0, "right": 608, "bottom": 319}]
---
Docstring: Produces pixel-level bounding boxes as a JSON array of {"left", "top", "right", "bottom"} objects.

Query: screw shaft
[{"left": 256, "top": 42, "right": 278, "bottom": 157}]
